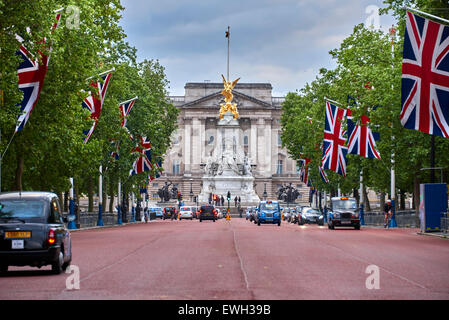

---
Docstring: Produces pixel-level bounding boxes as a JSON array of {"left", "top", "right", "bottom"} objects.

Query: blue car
[
  {"left": 255, "top": 200, "right": 281, "bottom": 226},
  {"left": 149, "top": 207, "right": 163, "bottom": 219}
]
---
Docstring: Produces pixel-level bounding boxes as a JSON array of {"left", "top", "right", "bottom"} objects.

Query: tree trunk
[
  {"left": 413, "top": 175, "right": 421, "bottom": 215},
  {"left": 64, "top": 191, "right": 69, "bottom": 212},
  {"left": 109, "top": 177, "right": 114, "bottom": 213},
  {"left": 362, "top": 185, "right": 371, "bottom": 212},
  {"left": 14, "top": 154, "right": 24, "bottom": 191},
  {"left": 400, "top": 189, "right": 406, "bottom": 210},
  {"left": 379, "top": 192, "right": 386, "bottom": 213},
  {"left": 102, "top": 181, "right": 107, "bottom": 215}
]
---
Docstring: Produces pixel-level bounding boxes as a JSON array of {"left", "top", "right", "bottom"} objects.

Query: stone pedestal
[{"left": 198, "top": 112, "right": 260, "bottom": 204}]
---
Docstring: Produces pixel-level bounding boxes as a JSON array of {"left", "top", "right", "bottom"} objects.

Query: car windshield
[
  {"left": 260, "top": 203, "right": 279, "bottom": 211},
  {"left": 306, "top": 209, "right": 321, "bottom": 215},
  {"left": 0, "top": 199, "right": 46, "bottom": 219},
  {"left": 333, "top": 200, "right": 357, "bottom": 210}
]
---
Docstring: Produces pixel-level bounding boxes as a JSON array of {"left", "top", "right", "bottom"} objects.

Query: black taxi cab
[
  {"left": 327, "top": 196, "right": 361, "bottom": 230},
  {"left": 0, "top": 192, "right": 72, "bottom": 274}
]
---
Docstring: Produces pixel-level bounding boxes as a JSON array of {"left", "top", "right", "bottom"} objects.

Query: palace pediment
[{"left": 180, "top": 90, "right": 274, "bottom": 110}]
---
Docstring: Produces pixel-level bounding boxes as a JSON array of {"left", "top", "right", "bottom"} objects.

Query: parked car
[
  {"left": 0, "top": 192, "right": 72, "bottom": 274},
  {"left": 255, "top": 200, "right": 281, "bottom": 226},
  {"left": 327, "top": 197, "right": 360, "bottom": 230},
  {"left": 216, "top": 208, "right": 223, "bottom": 219},
  {"left": 283, "top": 208, "right": 291, "bottom": 221},
  {"left": 290, "top": 208, "right": 298, "bottom": 224},
  {"left": 149, "top": 207, "right": 163, "bottom": 219},
  {"left": 199, "top": 204, "right": 217, "bottom": 222},
  {"left": 179, "top": 206, "right": 194, "bottom": 220},
  {"left": 298, "top": 207, "right": 324, "bottom": 225},
  {"left": 163, "top": 206, "right": 177, "bottom": 220}
]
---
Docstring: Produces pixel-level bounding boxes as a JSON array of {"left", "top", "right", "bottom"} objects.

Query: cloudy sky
[{"left": 119, "top": 0, "right": 396, "bottom": 97}]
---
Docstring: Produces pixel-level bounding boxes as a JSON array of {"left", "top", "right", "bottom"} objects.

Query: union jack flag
[
  {"left": 129, "top": 154, "right": 153, "bottom": 177},
  {"left": 119, "top": 98, "right": 137, "bottom": 128},
  {"left": 82, "top": 72, "right": 113, "bottom": 144},
  {"left": 319, "top": 166, "right": 329, "bottom": 183},
  {"left": 150, "top": 159, "right": 163, "bottom": 181},
  {"left": 15, "top": 13, "right": 62, "bottom": 132},
  {"left": 400, "top": 11, "right": 449, "bottom": 138},
  {"left": 321, "top": 101, "right": 348, "bottom": 176},
  {"left": 299, "top": 157, "right": 311, "bottom": 185},
  {"left": 129, "top": 136, "right": 153, "bottom": 176},
  {"left": 347, "top": 109, "right": 381, "bottom": 159}
]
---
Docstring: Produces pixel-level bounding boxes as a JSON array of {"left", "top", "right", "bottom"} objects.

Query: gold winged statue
[{"left": 219, "top": 75, "right": 240, "bottom": 120}]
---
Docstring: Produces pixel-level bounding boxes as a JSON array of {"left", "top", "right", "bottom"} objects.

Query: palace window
[
  {"left": 173, "top": 160, "right": 181, "bottom": 175},
  {"left": 276, "top": 159, "right": 283, "bottom": 175},
  {"left": 243, "top": 135, "right": 249, "bottom": 146}
]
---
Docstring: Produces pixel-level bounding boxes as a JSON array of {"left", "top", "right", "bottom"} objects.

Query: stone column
[{"left": 184, "top": 118, "right": 191, "bottom": 174}]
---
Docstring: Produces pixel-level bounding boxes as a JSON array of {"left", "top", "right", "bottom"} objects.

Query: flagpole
[
  {"left": 404, "top": 6, "right": 449, "bottom": 25},
  {"left": 119, "top": 96, "right": 138, "bottom": 105},
  {"left": 97, "top": 165, "right": 104, "bottom": 226},
  {"left": 389, "top": 26, "right": 397, "bottom": 228},
  {"left": 117, "top": 178, "right": 122, "bottom": 225},
  {"left": 227, "top": 26, "right": 230, "bottom": 81},
  {"left": 85, "top": 68, "right": 115, "bottom": 81},
  {"left": 324, "top": 97, "right": 343, "bottom": 106}
]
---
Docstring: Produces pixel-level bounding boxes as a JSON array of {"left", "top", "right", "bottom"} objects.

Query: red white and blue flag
[
  {"left": 319, "top": 166, "right": 329, "bottom": 183},
  {"left": 15, "top": 12, "right": 62, "bottom": 132},
  {"left": 321, "top": 101, "right": 348, "bottom": 176},
  {"left": 129, "top": 155, "right": 153, "bottom": 177},
  {"left": 119, "top": 97, "right": 137, "bottom": 128},
  {"left": 82, "top": 71, "right": 113, "bottom": 144},
  {"left": 299, "top": 157, "right": 311, "bottom": 185},
  {"left": 129, "top": 136, "right": 153, "bottom": 176},
  {"left": 347, "top": 109, "right": 381, "bottom": 159},
  {"left": 400, "top": 10, "right": 449, "bottom": 138}
]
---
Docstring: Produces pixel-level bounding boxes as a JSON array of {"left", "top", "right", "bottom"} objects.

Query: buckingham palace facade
[{"left": 148, "top": 82, "right": 308, "bottom": 204}]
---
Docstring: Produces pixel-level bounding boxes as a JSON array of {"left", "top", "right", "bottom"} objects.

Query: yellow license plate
[{"left": 5, "top": 231, "right": 31, "bottom": 239}]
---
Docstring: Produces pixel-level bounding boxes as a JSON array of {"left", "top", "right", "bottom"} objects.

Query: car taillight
[{"left": 48, "top": 228, "right": 56, "bottom": 245}]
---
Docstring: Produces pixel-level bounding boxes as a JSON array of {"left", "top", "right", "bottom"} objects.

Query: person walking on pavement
[
  {"left": 221, "top": 195, "right": 225, "bottom": 207},
  {"left": 234, "top": 196, "right": 238, "bottom": 207},
  {"left": 384, "top": 199, "right": 392, "bottom": 228}
]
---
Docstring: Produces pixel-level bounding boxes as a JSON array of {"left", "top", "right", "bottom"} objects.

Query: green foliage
[
  {"left": 281, "top": 2, "right": 449, "bottom": 200},
  {"left": 0, "top": 0, "right": 178, "bottom": 197}
]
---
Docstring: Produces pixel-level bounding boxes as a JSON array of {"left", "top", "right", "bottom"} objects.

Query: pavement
[{"left": 1, "top": 218, "right": 448, "bottom": 300}]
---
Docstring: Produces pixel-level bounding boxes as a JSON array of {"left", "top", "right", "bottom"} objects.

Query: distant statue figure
[
  {"left": 219, "top": 75, "right": 240, "bottom": 120},
  {"left": 158, "top": 182, "right": 172, "bottom": 202}
]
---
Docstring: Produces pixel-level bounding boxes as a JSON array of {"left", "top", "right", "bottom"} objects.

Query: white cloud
[{"left": 120, "top": 0, "right": 396, "bottom": 96}]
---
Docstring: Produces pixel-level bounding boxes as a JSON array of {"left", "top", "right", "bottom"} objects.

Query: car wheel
[
  {"left": 52, "top": 250, "right": 64, "bottom": 275},
  {"left": 355, "top": 224, "right": 360, "bottom": 230},
  {"left": 200, "top": 219, "right": 202, "bottom": 222},
  {"left": 278, "top": 221, "right": 281, "bottom": 226},
  {"left": 257, "top": 220, "right": 261, "bottom": 226}
]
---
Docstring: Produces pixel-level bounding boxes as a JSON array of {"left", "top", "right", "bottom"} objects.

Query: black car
[
  {"left": 298, "top": 207, "right": 324, "bottom": 225},
  {"left": 199, "top": 205, "right": 216, "bottom": 222},
  {"left": 0, "top": 192, "right": 72, "bottom": 274},
  {"left": 163, "top": 206, "right": 177, "bottom": 220}
]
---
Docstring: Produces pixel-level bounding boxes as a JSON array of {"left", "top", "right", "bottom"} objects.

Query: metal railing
[{"left": 363, "top": 210, "right": 419, "bottom": 228}]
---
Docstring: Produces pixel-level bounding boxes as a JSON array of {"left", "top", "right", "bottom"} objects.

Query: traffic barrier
[{"left": 363, "top": 210, "right": 419, "bottom": 228}]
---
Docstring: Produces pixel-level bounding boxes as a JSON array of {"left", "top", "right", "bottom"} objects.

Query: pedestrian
[
  {"left": 221, "top": 195, "right": 224, "bottom": 207},
  {"left": 384, "top": 200, "right": 392, "bottom": 228},
  {"left": 234, "top": 196, "right": 238, "bottom": 207},
  {"left": 238, "top": 196, "right": 241, "bottom": 204}
]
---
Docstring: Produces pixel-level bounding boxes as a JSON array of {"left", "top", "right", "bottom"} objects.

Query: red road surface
[{"left": 1, "top": 218, "right": 448, "bottom": 300}]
